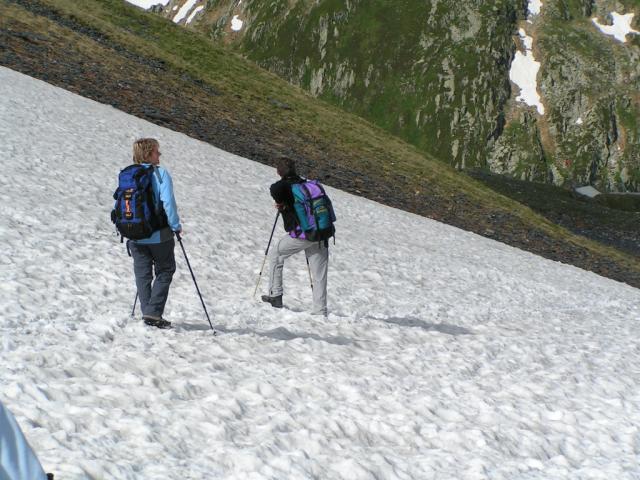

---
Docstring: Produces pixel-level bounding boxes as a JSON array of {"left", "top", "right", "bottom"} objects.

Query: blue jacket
[{"left": 133, "top": 164, "right": 182, "bottom": 244}]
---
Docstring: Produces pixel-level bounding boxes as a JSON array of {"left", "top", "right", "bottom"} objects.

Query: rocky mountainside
[
  {"left": 159, "top": 0, "right": 640, "bottom": 192},
  {"left": 2, "top": 0, "right": 638, "bottom": 288}
]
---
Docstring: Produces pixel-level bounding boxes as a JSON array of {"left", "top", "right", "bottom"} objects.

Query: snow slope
[{"left": 1, "top": 66, "right": 639, "bottom": 479}]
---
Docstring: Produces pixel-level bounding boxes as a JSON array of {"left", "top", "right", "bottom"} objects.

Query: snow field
[{"left": 1, "top": 66, "right": 640, "bottom": 479}]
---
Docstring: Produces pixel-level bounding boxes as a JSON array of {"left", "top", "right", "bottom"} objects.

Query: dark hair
[{"left": 276, "top": 156, "right": 297, "bottom": 178}]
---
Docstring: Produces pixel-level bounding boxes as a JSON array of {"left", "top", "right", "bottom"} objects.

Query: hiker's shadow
[
  {"left": 378, "top": 317, "right": 473, "bottom": 336},
  {"left": 178, "top": 323, "right": 213, "bottom": 332},
  {"left": 179, "top": 323, "right": 352, "bottom": 346}
]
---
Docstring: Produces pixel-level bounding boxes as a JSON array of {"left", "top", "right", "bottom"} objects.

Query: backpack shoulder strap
[
  {"left": 299, "top": 182, "right": 312, "bottom": 201},
  {"left": 290, "top": 178, "right": 306, "bottom": 197},
  {"left": 152, "top": 165, "right": 163, "bottom": 185},
  {"left": 141, "top": 165, "right": 163, "bottom": 212}
]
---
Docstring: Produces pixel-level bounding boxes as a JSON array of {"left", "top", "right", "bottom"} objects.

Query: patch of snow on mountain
[
  {"left": 231, "top": 15, "right": 244, "bottom": 32},
  {"left": 528, "top": 0, "right": 543, "bottom": 16},
  {"left": 186, "top": 5, "right": 204, "bottom": 24},
  {"left": 510, "top": 29, "right": 545, "bottom": 115},
  {"left": 173, "top": 0, "right": 199, "bottom": 24},
  {"left": 592, "top": 12, "right": 639, "bottom": 43},
  {"left": 125, "top": 0, "right": 169, "bottom": 9}
]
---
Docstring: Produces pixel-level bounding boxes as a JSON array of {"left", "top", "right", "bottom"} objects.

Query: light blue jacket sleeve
[
  {"left": 0, "top": 401, "right": 47, "bottom": 480},
  {"left": 156, "top": 167, "right": 182, "bottom": 232}
]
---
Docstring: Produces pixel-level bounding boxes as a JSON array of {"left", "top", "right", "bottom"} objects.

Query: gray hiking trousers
[
  {"left": 129, "top": 239, "right": 176, "bottom": 318},
  {"left": 267, "top": 235, "right": 329, "bottom": 316}
]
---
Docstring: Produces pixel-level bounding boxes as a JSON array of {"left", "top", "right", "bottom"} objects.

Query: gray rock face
[
  {"left": 160, "top": 0, "right": 640, "bottom": 192},
  {"left": 497, "top": 0, "right": 640, "bottom": 191},
  {"left": 148, "top": 4, "right": 165, "bottom": 13}
]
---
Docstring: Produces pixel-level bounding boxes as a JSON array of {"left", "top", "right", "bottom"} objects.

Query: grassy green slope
[
  {"left": 213, "top": 0, "right": 517, "bottom": 170},
  {"left": 2, "top": 0, "right": 638, "bottom": 287}
]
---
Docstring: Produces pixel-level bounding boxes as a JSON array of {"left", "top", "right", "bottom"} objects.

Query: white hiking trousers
[{"left": 267, "top": 235, "right": 328, "bottom": 316}]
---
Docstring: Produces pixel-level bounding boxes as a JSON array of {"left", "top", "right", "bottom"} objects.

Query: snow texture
[{"left": 1, "top": 66, "right": 640, "bottom": 479}]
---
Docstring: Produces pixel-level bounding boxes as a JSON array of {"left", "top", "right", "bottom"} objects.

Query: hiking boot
[
  {"left": 143, "top": 316, "right": 172, "bottom": 329},
  {"left": 261, "top": 295, "right": 283, "bottom": 308}
]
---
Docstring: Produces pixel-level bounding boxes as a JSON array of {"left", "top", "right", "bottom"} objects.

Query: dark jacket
[{"left": 270, "top": 175, "right": 303, "bottom": 232}]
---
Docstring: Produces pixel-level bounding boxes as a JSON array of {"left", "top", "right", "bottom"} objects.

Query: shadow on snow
[
  {"left": 178, "top": 323, "right": 353, "bottom": 345},
  {"left": 374, "top": 317, "right": 472, "bottom": 336}
]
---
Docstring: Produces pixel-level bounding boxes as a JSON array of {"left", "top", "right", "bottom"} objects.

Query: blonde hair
[{"left": 132, "top": 138, "right": 159, "bottom": 164}]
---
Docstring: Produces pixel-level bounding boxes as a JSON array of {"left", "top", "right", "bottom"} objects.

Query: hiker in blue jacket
[
  {"left": 261, "top": 157, "right": 329, "bottom": 316},
  {"left": 0, "top": 400, "right": 51, "bottom": 479},
  {"left": 127, "top": 138, "right": 182, "bottom": 329}
]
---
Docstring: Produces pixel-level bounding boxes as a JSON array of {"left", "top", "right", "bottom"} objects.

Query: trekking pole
[
  {"left": 253, "top": 211, "right": 280, "bottom": 298},
  {"left": 176, "top": 233, "right": 214, "bottom": 332},
  {"left": 305, "top": 254, "right": 314, "bottom": 291},
  {"left": 131, "top": 292, "right": 138, "bottom": 317}
]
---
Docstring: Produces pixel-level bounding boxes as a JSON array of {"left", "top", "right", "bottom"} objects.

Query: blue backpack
[
  {"left": 111, "top": 164, "right": 167, "bottom": 240},
  {"left": 291, "top": 180, "right": 336, "bottom": 242}
]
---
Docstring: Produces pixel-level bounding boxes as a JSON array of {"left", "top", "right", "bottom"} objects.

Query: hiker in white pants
[
  {"left": 267, "top": 235, "right": 328, "bottom": 316},
  {"left": 261, "top": 157, "right": 332, "bottom": 316}
]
